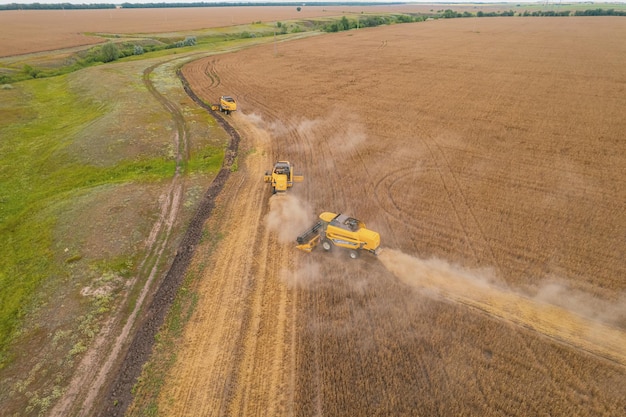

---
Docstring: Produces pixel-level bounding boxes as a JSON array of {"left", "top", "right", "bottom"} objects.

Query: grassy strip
[{"left": 0, "top": 75, "right": 179, "bottom": 366}]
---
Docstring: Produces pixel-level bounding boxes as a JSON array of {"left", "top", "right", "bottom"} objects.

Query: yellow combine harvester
[
  {"left": 296, "top": 212, "right": 381, "bottom": 259},
  {"left": 219, "top": 95, "right": 237, "bottom": 114},
  {"left": 264, "top": 161, "right": 304, "bottom": 193}
]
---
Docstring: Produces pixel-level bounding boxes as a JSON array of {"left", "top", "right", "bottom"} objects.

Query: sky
[{"left": 0, "top": 0, "right": 624, "bottom": 4}]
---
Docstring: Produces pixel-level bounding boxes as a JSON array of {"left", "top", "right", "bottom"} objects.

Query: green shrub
[{"left": 100, "top": 42, "right": 120, "bottom": 63}]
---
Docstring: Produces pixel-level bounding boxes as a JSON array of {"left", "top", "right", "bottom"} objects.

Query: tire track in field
[
  {"left": 258, "top": 111, "right": 330, "bottom": 416},
  {"left": 379, "top": 248, "right": 626, "bottom": 368},
  {"left": 372, "top": 165, "right": 442, "bottom": 242},
  {"left": 517, "top": 334, "right": 571, "bottom": 403},
  {"left": 347, "top": 144, "right": 398, "bottom": 248},
  {"left": 275, "top": 106, "right": 390, "bottom": 412},
  {"left": 373, "top": 166, "right": 415, "bottom": 218},
  {"left": 204, "top": 58, "right": 221, "bottom": 88},
  {"left": 421, "top": 135, "right": 500, "bottom": 269}
]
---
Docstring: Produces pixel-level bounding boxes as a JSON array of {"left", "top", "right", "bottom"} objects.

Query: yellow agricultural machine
[
  {"left": 212, "top": 95, "right": 236, "bottom": 114},
  {"left": 296, "top": 212, "right": 381, "bottom": 259},
  {"left": 264, "top": 161, "right": 304, "bottom": 193}
]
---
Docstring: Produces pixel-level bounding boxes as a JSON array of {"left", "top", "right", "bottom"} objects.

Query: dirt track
[{"left": 136, "top": 17, "right": 626, "bottom": 416}]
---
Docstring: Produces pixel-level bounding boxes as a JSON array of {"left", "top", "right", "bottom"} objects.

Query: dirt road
[{"left": 150, "top": 110, "right": 298, "bottom": 415}]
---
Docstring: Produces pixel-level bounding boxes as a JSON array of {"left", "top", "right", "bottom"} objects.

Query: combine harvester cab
[
  {"left": 296, "top": 212, "right": 381, "bottom": 259},
  {"left": 264, "top": 161, "right": 304, "bottom": 194}
]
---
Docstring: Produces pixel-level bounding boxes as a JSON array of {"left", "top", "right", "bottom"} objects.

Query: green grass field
[{"left": 0, "top": 76, "right": 181, "bottom": 363}]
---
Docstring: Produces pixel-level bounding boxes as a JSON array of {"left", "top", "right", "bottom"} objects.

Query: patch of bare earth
[{"left": 157, "top": 17, "right": 626, "bottom": 416}]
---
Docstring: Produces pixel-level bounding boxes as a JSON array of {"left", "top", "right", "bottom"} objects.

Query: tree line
[
  {"left": 1, "top": 2, "right": 624, "bottom": 16},
  {"left": 320, "top": 7, "right": 625, "bottom": 32},
  {"left": 0, "top": 2, "right": 403, "bottom": 11},
  {"left": 0, "top": 3, "right": 116, "bottom": 9}
]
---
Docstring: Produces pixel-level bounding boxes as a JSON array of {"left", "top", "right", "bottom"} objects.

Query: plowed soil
[{"left": 152, "top": 17, "right": 626, "bottom": 416}]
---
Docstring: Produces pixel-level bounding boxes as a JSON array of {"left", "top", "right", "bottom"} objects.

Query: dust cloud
[
  {"left": 264, "top": 193, "right": 314, "bottom": 243},
  {"left": 532, "top": 281, "right": 626, "bottom": 327},
  {"left": 326, "top": 112, "right": 367, "bottom": 154},
  {"left": 240, "top": 111, "right": 290, "bottom": 140},
  {"left": 241, "top": 108, "right": 367, "bottom": 155},
  {"left": 378, "top": 248, "right": 626, "bottom": 366},
  {"left": 279, "top": 261, "right": 322, "bottom": 289}
]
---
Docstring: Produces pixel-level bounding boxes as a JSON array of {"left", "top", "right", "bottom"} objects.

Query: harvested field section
[{"left": 163, "top": 17, "right": 626, "bottom": 416}]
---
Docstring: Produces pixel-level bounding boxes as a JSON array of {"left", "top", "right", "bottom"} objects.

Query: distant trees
[
  {"left": 1, "top": 2, "right": 624, "bottom": 18},
  {"left": 442, "top": 9, "right": 461, "bottom": 19},
  {"left": 276, "top": 22, "right": 288, "bottom": 34},
  {"left": 574, "top": 8, "right": 626, "bottom": 16},
  {"left": 0, "top": 3, "right": 115, "bottom": 10},
  {"left": 476, "top": 10, "right": 515, "bottom": 17},
  {"left": 340, "top": 16, "right": 350, "bottom": 31},
  {"left": 322, "top": 14, "right": 393, "bottom": 32},
  {"left": 315, "top": 5, "right": 624, "bottom": 34}
]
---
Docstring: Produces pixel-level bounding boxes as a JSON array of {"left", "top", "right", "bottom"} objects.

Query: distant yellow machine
[
  {"left": 264, "top": 161, "right": 304, "bottom": 193},
  {"left": 296, "top": 212, "right": 381, "bottom": 259},
  {"left": 219, "top": 95, "right": 237, "bottom": 114}
]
